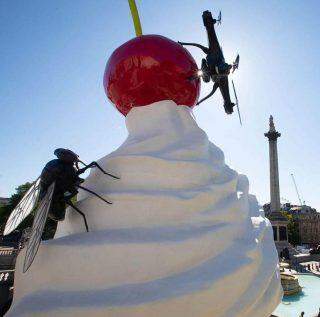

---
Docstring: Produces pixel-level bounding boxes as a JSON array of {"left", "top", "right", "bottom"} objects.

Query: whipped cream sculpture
[{"left": 9, "top": 35, "right": 281, "bottom": 317}]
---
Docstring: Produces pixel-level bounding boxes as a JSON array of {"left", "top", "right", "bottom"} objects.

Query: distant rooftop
[
  {"left": 284, "top": 204, "right": 318, "bottom": 214},
  {"left": 264, "top": 202, "right": 318, "bottom": 214}
]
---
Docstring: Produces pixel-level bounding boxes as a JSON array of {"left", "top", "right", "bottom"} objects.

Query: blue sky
[{"left": 0, "top": 0, "right": 319, "bottom": 209}]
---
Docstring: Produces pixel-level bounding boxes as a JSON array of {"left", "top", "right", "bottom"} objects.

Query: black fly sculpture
[
  {"left": 179, "top": 10, "right": 242, "bottom": 125},
  {"left": 4, "top": 148, "right": 119, "bottom": 272}
]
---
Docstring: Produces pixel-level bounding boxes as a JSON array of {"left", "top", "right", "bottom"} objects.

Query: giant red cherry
[{"left": 103, "top": 35, "right": 200, "bottom": 116}]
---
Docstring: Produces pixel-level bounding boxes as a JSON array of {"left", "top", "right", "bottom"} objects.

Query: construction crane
[{"left": 290, "top": 173, "right": 304, "bottom": 206}]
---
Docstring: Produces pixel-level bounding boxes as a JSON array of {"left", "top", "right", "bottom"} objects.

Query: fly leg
[
  {"left": 90, "top": 162, "right": 120, "bottom": 179},
  {"left": 77, "top": 185, "right": 112, "bottom": 204},
  {"left": 65, "top": 199, "right": 89, "bottom": 232},
  {"left": 77, "top": 160, "right": 120, "bottom": 179}
]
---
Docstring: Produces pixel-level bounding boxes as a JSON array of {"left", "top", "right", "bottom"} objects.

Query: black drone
[{"left": 179, "top": 10, "right": 242, "bottom": 124}]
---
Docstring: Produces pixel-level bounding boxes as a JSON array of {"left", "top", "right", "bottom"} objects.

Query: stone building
[
  {"left": 298, "top": 213, "right": 320, "bottom": 246},
  {"left": 267, "top": 203, "right": 320, "bottom": 247},
  {"left": 286, "top": 205, "right": 320, "bottom": 246}
]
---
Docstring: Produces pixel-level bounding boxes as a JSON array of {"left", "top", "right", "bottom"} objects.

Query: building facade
[
  {"left": 298, "top": 213, "right": 320, "bottom": 246},
  {"left": 284, "top": 205, "right": 320, "bottom": 246}
]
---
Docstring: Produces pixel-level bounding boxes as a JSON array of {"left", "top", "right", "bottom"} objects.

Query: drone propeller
[
  {"left": 231, "top": 80, "right": 242, "bottom": 125},
  {"left": 217, "top": 11, "right": 222, "bottom": 25},
  {"left": 231, "top": 54, "right": 240, "bottom": 73}
]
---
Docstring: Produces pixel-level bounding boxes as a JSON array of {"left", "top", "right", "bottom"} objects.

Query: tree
[{"left": 281, "top": 211, "right": 300, "bottom": 245}]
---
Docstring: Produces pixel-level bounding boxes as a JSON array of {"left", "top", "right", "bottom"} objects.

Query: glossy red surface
[{"left": 104, "top": 35, "right": 200, "bottom": 116}]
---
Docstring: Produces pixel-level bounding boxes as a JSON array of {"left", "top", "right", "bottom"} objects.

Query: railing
[
  {"left": 0, "top": 248, "right": 14, "bottom": 256},
  {"left": 0, "top": 248, "right": 19, "bottom": 271},
  {"left": 0, "top": 270, "right": 14, "bottom": 284}
]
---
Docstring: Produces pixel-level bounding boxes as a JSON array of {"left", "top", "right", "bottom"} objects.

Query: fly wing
[
  {"left": 4, "top": 178, "right": 41, "bottom": 236},
  {"left": 23, "top": 182, "right": 55, "bottom": 273}
]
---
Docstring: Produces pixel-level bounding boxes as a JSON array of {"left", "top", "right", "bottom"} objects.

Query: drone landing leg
[
  {"left": 197, "top": 82, "right": 219, "bottom": 105},
  {"left": 77, "top": 185, "right": 112, "bottom": 205},
  {"left": 66, "top": 200, "right": 89, "bottom": 232}
]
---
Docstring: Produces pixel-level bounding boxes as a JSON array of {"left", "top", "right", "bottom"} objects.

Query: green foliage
[{"left": 281, "top": 211, "right": 300, "bottom": 245}]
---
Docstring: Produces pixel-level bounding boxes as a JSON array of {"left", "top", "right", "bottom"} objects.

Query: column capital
[
  {"left": 264, "top": 131, "right": 281, "bottom": 141},
  {"left": 265, "top": 115, "right": 281, "bottom": 140}
]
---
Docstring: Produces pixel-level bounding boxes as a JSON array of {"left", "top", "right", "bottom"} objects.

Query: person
[{"left": 299, "top": 312, "right": 304, "bottom": 317}]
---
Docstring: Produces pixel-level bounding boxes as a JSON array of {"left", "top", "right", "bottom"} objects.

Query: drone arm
[
  {"left": 196, "top": 82, "right": 219, "bottom": 105},
  {"left": 178, "top": 42, "right": 209, "bottom": 54},
  {"left": 202, "top": 11, "right": 221, "bottom": 56}
]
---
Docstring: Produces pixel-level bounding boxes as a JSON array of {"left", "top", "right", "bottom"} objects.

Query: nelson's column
[{"left": 265, "top": 116, "right": 289, "bottom": 253}]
